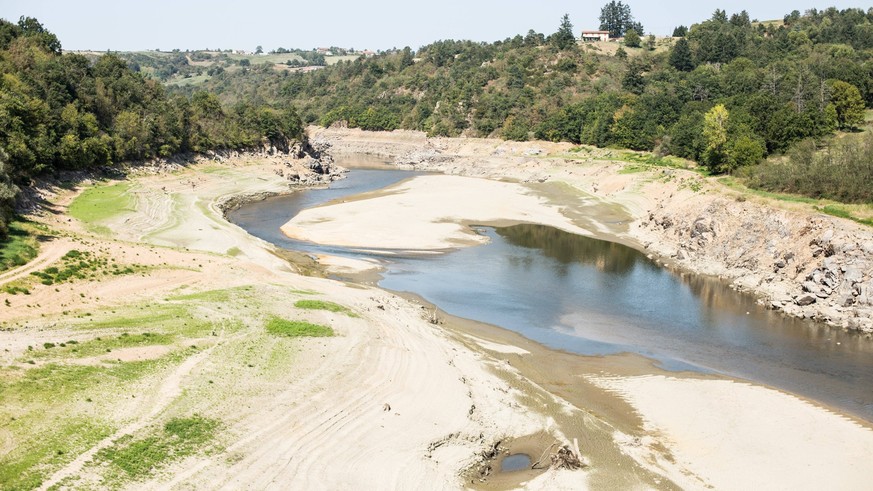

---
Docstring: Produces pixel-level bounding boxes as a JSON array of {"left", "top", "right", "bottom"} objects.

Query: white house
[{"left": 581, "top": 30, "right": 611, "bottom": 42}]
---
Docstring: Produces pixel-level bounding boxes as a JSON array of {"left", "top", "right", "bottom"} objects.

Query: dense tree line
[
  {"left": 0, "top": 17, "right": 304, "bottom": 238},
  {"left": 176, "top": 6, "right": 871, "bottom": 183}
]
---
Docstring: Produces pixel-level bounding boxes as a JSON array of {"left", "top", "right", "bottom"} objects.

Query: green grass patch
[
  {"left": 719, "top": 176, "right": 819, "bottom": 204},
  {"left": 618, "top": 163, "right": 648, "bottom": 174},
  {"left": 83, "top": 303, "right": 223, "bottom": 338},
  {"left": 616, "top": 152, "right": 701, "bottom": 172},
  {"left": 94, "top": 415, "right": 219, "bottom": 483},
  {"left": 294, "top": 299, "right": 355, "bottom": 316},
  {"left": 69, "top": 182, "right": 135, "bottom": 227},
  {"left": 265, "top": 317, "right": 333, "bottom": 337},
  {"left": 0, "top": 221, "right": 39, "bottom": 272},
  {"left": 0, "top": 417, "right": 113, "bottom": 491},
  {"left": 720, "top": 177, "right": 873, "bottom": 227},
  {"left": 31, "top": 332, "right": 174, "bottom": 360},
  {"left": 0, "top": 352, "right": 190, "bottom": 489},
  {"left": 816, "top": 205, "right": 873, "bottom": 227},
  {"left": 5, "top": 249, "right": 146, "bottom": 293},
  {"left": 168, "top": 285, "right": 254, "bottom": 303},
  {"left": 289, "top": 288, "right": 319, "bottom": 295}
]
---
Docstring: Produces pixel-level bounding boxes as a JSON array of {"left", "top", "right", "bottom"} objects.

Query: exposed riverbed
[{"left": 228, "top": 168, "right": 873, "bottom": 422}]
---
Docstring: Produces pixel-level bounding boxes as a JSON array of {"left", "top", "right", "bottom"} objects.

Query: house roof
[{"left": 581, "top": 30, "right": 610, "bottom": 34}]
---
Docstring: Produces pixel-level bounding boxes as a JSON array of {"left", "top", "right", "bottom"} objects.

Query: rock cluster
[
  {"left": 642, "top": 199, "right": 873, "bottom": 332},
  {"left": 276, "top": 140, "right": 348, "bottom": 185},
  {"left": 393, "top": 147, "right": 451, "bottom": 167}
]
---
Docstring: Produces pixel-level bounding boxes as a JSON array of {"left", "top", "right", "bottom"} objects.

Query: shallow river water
[{"left": 229, "top": 168, "right": 873, "bottom": 422}]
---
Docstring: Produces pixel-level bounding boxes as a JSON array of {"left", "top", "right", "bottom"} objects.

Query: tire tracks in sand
[
  {"left": 148, "top": 294, "right": 514, "bottom": 491},
  {"left": 38, "top": 344, "right": 217, "bottom": 490}
]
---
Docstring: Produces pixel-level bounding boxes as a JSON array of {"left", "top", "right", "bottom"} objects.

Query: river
[{"left": 228, "top": 168, "right": 873, "bottom": 422}]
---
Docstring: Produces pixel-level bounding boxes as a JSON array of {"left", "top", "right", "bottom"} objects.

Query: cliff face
[{"left": 309, "top": 127, "right": 873, "bottom": 333}]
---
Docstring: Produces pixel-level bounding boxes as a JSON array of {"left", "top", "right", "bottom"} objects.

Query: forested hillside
[
  {"left": 0, "top": 17, "right": 304, "bottom": 237},
  {"left": 171, "top": 6, "right": 873, "bottom": 198},
  {"left": 2, "top": 7, "right": 873, "bottom": 241}
]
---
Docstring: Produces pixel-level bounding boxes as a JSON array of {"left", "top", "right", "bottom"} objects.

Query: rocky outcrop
[
  {"left": 642, "top": 200, "right": 873, "bottom": 332},
  {"left": 276, "top": 140, "right": 347, "bottom": 185}
]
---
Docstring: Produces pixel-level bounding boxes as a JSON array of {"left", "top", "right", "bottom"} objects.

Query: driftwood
[
  {"left": 550, "top": 445, "right": 584, "bottom": 470},
  {"left": 531, "top": 443, "right": 557, "bottom": 469}
]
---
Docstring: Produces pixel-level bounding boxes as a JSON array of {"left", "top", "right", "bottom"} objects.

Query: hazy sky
[{"left": 0, "top": 1, "right": 866, "bottom": 52}]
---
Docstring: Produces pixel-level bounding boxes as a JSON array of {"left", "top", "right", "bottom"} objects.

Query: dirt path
[{"left": 0, "top": 237, "right": 72, "bottom": 286}]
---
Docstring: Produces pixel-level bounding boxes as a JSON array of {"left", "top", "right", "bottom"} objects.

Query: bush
[{"left": 742, "top": 134, "right": 873, "bottom": 203}]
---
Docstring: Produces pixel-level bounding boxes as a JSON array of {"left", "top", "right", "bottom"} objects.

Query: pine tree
[
  {"left": 599, "top": 1, "right": 644, "bottom": 38},
  {"left": 553, "top": 14, "right": 576, "bottom": 50},
  {"left": 669, "top": 37, "right": 694, "bottom": 71}
]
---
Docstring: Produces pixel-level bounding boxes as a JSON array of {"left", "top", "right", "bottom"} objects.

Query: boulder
[
  {"left": 858, "top": 281, "right": 873, "bottom": 306},
  {"left": 795, "top": 294, "right": 817, "bottom": 306},
  {"left": 690, "top": 218, "right": 711, "bottom": 238},
  {"left": 843, "top": 267, "right": 863, "bottom": 284}
]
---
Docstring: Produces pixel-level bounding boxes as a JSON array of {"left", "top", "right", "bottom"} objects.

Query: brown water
[{"left": 229, "top": 168, "right": 873, "bottom": 423}]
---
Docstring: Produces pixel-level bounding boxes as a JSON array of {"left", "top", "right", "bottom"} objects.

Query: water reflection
[
  {"left": 382, "top": 224, "right": 873, "bottom": 421},
  {"left": 496, "top": 224, "right": 651, "bottom": 275}
]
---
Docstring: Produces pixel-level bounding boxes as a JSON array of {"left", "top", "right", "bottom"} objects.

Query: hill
[{"left": 161, "top": 7, "right": 873, "bottom": 201}]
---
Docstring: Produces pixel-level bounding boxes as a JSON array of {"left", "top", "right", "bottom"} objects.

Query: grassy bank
[
  {"left": 68, "top": 182, "right": 135, "bottom": 234},
  {"left": 0, "top": 221, "right": 39, "bottom": 272}
]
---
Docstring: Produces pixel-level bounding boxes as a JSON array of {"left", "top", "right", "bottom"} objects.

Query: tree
[
  {"left": 398, "top": 46, "right": 414, "bottom": 70},
  {"left": 646, "top": 35, "right": 656, "bottom": 50},
  {"left": 553, "top": 14, "right": 576, "bottom": 50},
  {"left": 615, "top": 46, "right": 627, "bottom": 59},
  {"left": 729, "top": 10, "right": 751, "bottom": 28},
  {"left": 622, "top": 60, "right": 646, "bottom": 94},
  {"left": 0, "top": 149, "right": 18, "bottom": 239},
  {"left": 828, "top": 80, "right": 865, "bottom": 129},
  {"left": 726, "top": 133, "right": 765, "bottom": 170},
  {"left": 599, "top": 1, "right": 643, "bottom": 38},
  {"left": 702, "top": 104, "right": 729, "bottom": 171},
  {"left": 673, "top": 25, "right": 688, "bottom": 37},
  {"left": 255, "top": 45, "right": 263, "bottom": 55},
  {"left": 669, "top": 37, "right": 693, "bottom": 71},
  {"left": 524, "top": 29, "right": 545, "bottom": 47},
  {"left": 17, "top": 16, "right": 61, "bottom": 54},
  {"left": 624, "top": 29, "right": 641, "bottom": 48}
]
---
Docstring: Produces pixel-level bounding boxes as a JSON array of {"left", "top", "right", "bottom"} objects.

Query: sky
[{"left": 0, "top": 1, "right": 867, "bottom": 52}]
